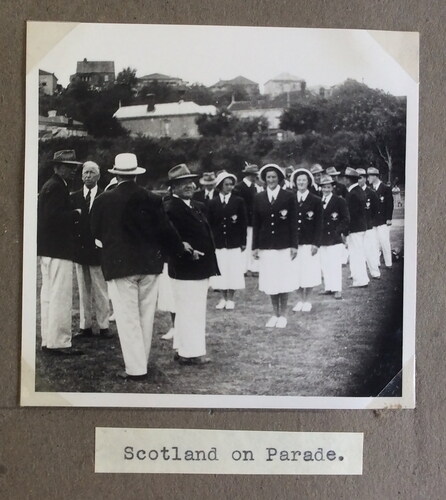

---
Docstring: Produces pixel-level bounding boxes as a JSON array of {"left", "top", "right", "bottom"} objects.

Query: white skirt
[
  {"left": 292, "top": 244, "right": 322, "bottom": 289},
  {"left": 157, "top": 263, "right": 175, "bottom": 313},
  {"left": 210, "top": 248, "right": 245, "bottom": 290},
  {"left": 258, "top": 249, "right": 296, "bottom": 295}
]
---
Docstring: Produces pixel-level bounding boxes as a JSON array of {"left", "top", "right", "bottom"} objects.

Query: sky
[{"left": 35, "top": 23, "right": 415, "bottom": 96}]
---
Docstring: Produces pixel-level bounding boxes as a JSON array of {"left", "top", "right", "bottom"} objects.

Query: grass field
[{"left": 35, "top": 214, "right": 404, "bottom": 398}]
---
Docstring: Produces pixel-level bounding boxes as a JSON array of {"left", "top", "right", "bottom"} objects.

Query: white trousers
[
  {"left": 364, "top": 229, "right": 381, "bottom": 278},
  {"left": 242, "top": 226, "right": 259, "bottom": 273},
  {"left": 75, "top": 263, "right": 110, "bottom": 329},
  {"left": 320, "top": 244, "right": 344, "bottom": 292},
  {"left": 172, "top": 279, "right": 208, "bottom": 358},
  {"left": 40, "top": 257, "right": 73, "bottom": 349},
  {"left": 375, "top": 224, "right": 392, "bottom": 267},
  {"left": 107, "top": 274, "right": 159, "bottom": 376},
  {"left": 347, "top": 232, "right": 370, "bottom": 287}
]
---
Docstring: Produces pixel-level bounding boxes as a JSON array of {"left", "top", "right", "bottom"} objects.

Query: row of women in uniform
[{"left": 157, "top": 163, "right": 354, "bottom": 331}]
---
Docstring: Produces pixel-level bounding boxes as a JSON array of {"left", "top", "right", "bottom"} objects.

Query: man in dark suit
[
  {"left": 233, "top": 163, "right": 262, "bottom": 275},
  {"left": 38, "top": 150, "right": 83, "bottom": 355},
  {"left": 339, "top": 167, "right": 369, "bottom": 288},
  {"left": 71, "top": 161, "right": 111, "bottom": 339},
  {"left": 367, "top": 166, "right": 394, "bottom": 268},
  {"left": 357, "top": 168, "right": 381, "bottom": 279},
  {"left": 90, "top": 153, "right": 185, "bottom": 380},
  {"left": 164, "top": 164, "right": 220, "bottom": 366},
  {"left": 192, "top": 171, "right": 218, "bottom": 205},
  {"left": 309, "top": 163, "right": 324, "bottom": 197},
  {"left": 318, "top": 174, "right": 350, "bottom": 299}
]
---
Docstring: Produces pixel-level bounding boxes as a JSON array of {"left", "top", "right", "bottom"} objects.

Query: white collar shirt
[
  {"left": 219, "top": 193, "right": 231, "bottom": 204},
  {"left": 267, "top": 185, "right": 281, "bottom": 203},
  {"left": 297, "top": 190, "right": 309, "bottom": 203},
  {"left": 243, "top": 178, "right": 253, "bottom": 188},
  {"left": 322, "top": 193, "right": 333, "bottom": 207},
  {"left": 173, "top": 194, "right": 192, "bottom": 207},
  {"left": 348, "top": 183, "right": 359, "bottom": 192}
]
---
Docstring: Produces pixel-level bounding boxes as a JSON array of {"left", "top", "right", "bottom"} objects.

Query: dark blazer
[
  {"left": 320, "top": 194, "right": 350, "bottom": 246},
  {"left": 252, "top": 189, "right": 298, "bottom": 250},
  {"left": 362, "top": 186, "right": 379, "bottom": 230},
  {"left": 233, "top": 180, "right": 257, "bottom": 226},
  {"left": 296, "top": 192, "right": 323, "bottom": 247},
  {"left": 309, "top": 184, "right": 323, "bottom": 198},
  {"left": 373, "top": 182, "right": 394, "bottom": 226},
  {"left": 90, "top": 181, "right": 184, "bottom": 281},
  {"left": 37, "top": 174, "right": 80, "bottom": 260},
  {"left": 345, "top": 184, "right": 367, "bottom": 234},
  {"left": 333, "top": 181, "right": 348, "bottom": 198},
  {"left": 164, "top": 196, "right": 220, "bottom": 281},
  {"left": 208, "top": 194, "right": 248, "bottom": 249},
  {"left": 71, "top": 187, "right": 103, "bottom": 266}
]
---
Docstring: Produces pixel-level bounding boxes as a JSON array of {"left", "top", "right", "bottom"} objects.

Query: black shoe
[
  {"left": 178, "top": 356, "right": 211, "bottom": 366},
  {"left": 74, "top": 328, "right": 93, "bottom": 339},
  {"left": 47, "top": 347, "right": 84, "bottom": 356},
  {"left": 99, "top": 329, "right": 113, "bottom": 339},
  {"left": 116, "top": 371, "right": 147, "bottom": 381}
]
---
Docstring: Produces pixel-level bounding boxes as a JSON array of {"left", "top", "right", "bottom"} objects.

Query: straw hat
[
  {"left": 107, "top": 153, "right": 146, "bottom": 175},
  {"left": 291, "top": 167, "right": 315, "bottom": 188},
  {"left": 258, "top": 163, "right": 285, "bottom": 182}
]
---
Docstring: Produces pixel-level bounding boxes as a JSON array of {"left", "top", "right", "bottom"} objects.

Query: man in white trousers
[
  {"left": 37, "top": 150, "right": 83, "bottom": 355},
  {"left": 357, "top": 168, "right": 381, "bottom": 279},
  {"left": 339, "top": 167, "right": 370, "bottom": 288},
  {"left": 90, "top": 153, "right": 185, "bottom": 380},
  {"left": 71, "top": 161, "right": 111, "bottom": 339},
  {"left": 367, "top": 167, "right": 394, "bottom": 268},
  {"left": 164, "top": 164, "right": 220, "bottom": 366}
]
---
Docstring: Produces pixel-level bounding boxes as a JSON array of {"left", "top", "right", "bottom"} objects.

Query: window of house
[
  {"left": 104, "top": 75, "right": 109, "bottom": 82},
  {"left": 163, "top": 119, "right": 171, "bottom": 137}
]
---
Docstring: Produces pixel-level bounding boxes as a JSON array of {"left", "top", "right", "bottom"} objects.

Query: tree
[{"left": 116, "top": 67, "right": 137, "bottom": 87}]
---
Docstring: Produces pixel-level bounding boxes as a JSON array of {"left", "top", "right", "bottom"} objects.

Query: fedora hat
[
  {"left": 342, "top": 166, "right": 359, "bottom": 178},
  {"left": 242, "top": 162, "right": 260, "bottom": 175},
  {"left": 167, "top": 164, "right": 199, "bottom": 184},
  {"left": 259, "top": 163, "right": 285, "bottom": 182},
  {"left": 50, "top": 150, "right": 82, "bottom": 166},
  {"left": 326, "top": 166, "right": 341, "bottom": 176},
  {"left": 215, "top": 171, "right": 237, "bottom": 188},
  {"left": 310, "top": 163, "right": 324, "bottom": 175},
  {"left": 356, "top": 168, "right": 367, "bottom": 176},
  {"left": 199, "top": 171, "right": 217, "bottom": 186},
  {"left": 108, "top": 153, "right": 146, "bottom": 175},
  {"left": 291, "top": 167, "right": 315, "bottom": 188},
  {"left": 319, "top": 174, "right": 335, "bottom": 185},
  {"left": 367, "top": 167, "right": 380, "bottom": 175}
]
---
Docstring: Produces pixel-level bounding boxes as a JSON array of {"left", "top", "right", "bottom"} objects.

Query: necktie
[
  {"left": 85, "top": 189, "right": 91, "bottom": 211},
  {"left": 206, "top": 193, "right": 210, "bottom": 200},
  {"left": 270, "top": 196, "right": 275, "bottom": 205},
  {"left": 323, "top": 197, "right": 328, "bottom": 208}
]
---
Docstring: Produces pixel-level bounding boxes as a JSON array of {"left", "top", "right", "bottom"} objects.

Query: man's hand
[
  {"left": 386, "top": 220, "right": 392, "bottom": 226},
  {"left": 290, "top": 247, "right": 298, "bottom": 260},
  {"left": 252, "top": 249, "right": 259, "bottom": 260},
  {"left": 183, "top": 241, "right": 194, "bottom": 254},
  {"left": 192, "top": 250, "right": 205, "bottom": 261},
  {"left": 311, "top": 245, "right": 318, "bottom": 256}
]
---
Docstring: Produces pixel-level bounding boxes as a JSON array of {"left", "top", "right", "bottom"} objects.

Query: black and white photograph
[{"left": 21, "top": 22, "right": 418, "bottom": 408}]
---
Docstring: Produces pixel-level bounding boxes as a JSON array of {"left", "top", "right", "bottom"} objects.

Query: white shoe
[
  {"left": 225, "top": 300, "right": 235, "bottom": 310},
  {"left": 215, "top": 299, "right": 226, "bottom": 309},
  {"left": 276, "top": 316, "right": 287, "bottom": 328},
  {"left": 265, "top": 316, "right": 278, "bottom": 328},
  {"left": 109, "top": 313, "right": 115, "bottom": 322},
  {"left": 161, "top": 328, "right": 175, "bottom": 340},
  {"left": 292, "top": 301, "right": 303, "bottom": 312},
  {"left": 302, "top": 302, "right": 312, "bottom": 312}
]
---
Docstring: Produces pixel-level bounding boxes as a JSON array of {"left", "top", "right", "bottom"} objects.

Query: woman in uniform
[
  {"left": 291, "top": 167, "right": 323, "bottom": 312},
  {"left": 252, "top": 164, "right": 298, "bottom": 328},
  {"left": 208, "top": 172, "right": 248, "bottom": 310}
]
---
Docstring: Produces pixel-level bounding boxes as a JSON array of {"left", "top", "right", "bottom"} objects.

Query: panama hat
[
  {"left": 310, "top": 163, "right": 324, "bottom": 175},
  {"left": 326, "top": 166, "right": 341, "bottom": 176},
  {"left": 342, "top": 167, "right": 360, "bottom": 178},
  {"left": 367, "top": 167, "right": 380, "bottom": 175},
  {"left": 50, "top": 150, "right": 82, "bottom": 166},
  {"left": 108, "top": 153, "right": 146, "bottom": 175},
  {"left": 242, "top": 162, "right": 260, "bottom": 174},
  {"left": 167, "top": 164, "right": 199, "bottom": 184},
  {"left": 356, "top": 168, "right": 367, "bottom": 176},
  {"left": 291, "top": 167, "right": 315, "bottom": 188},
  {"left": 215, "top": 171, "right": 237, "bottom": 188},
  {"left": 259, "top": 163, "right": 285, "bottom": 182},
  {"left": 319, "top": 174, "right": 335, "bottom": 185}
]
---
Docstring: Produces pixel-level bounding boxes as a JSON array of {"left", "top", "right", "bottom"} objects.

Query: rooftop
[
  {"left": 210, "top": 75, "right": 258, "bottom": 87},
  {"left": 114, "top": 100, "right": 217, "bottom": 119},
  {"left": 76, "top": 59, "right": 115, "bottom": 74},
  {"left": 265, "top": 72, "right": 304, "bottom": 84},
  {"left": 139, "top": 73, "right": 182, "bottom": 81}
]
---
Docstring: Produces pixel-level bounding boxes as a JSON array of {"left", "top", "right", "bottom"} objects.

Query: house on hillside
[
  {"left": 39, "top": 110, "right": 88, "bottom": 140},
  {"left": 264, "top": 73, "right": 306, "bottom": 97},
  {"left": 39, "top": 69, "right": 58, "bottom": 95},
  {"left": 70, "top": 58, "right": 115, "bottom": 90},
  {"left": 114, "top": 98, "right": 217, "bottom": 139},
  {"left": 209, "top": 76, "right": 259, "bottom": 98},
  {"left": 227, "top": 100, "right": 285, "bottom": 130},
  {"left": 136, "top": 73, "right": 185, "bottom": 89}
]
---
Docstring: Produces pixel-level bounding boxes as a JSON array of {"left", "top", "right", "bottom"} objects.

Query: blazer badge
[
  {"left": 306, "top": 210, "right": 314, "bottom": 220},
  {"left": 330, "top": 212, "right": 339, "bottom": 221},
  {"left": 279, "top": 209, "right": 288, "bottom": 219}
]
